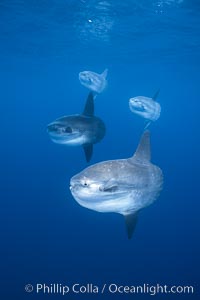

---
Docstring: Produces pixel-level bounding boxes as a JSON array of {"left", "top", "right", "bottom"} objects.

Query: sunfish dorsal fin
[
  {"left": 83, "top": 92, "right": 94, "bottom": 117},
  {"left": 83, "top": 144, "right": 93, "bottom": 162},
  {"left": 132, "top": 130, "right": 151, "bottom": 163},
  {"left": 101, "top": 68, "right": 108, "bottom": 78},
  {"left": 153, "top": 89, "right": 160, "bottom": 101},
  {"left": 124, "top": 212, "right": 138, "bottom": 239}
]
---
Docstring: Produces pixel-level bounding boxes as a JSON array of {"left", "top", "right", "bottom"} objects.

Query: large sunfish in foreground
[
  {"left": 70, "top": 131, "right": 163, "bottom": 238},
  {"left": 79, "top": 69, "right": 108, "bottom": 94},
  {"left": 129, "top": 90, "right": 161, "bottom": 128},
  {"left": 47, "top": 92, "right": 106, "bottom": 162}
]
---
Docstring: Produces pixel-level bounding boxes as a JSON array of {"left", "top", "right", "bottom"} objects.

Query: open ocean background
[{"left": 1, "top": 0, "right": 200, "bottom": 299}]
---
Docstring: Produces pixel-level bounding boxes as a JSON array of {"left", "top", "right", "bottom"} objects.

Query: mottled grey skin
[{"left": 70, "top": 131, "right": 163, "bottom": 238}]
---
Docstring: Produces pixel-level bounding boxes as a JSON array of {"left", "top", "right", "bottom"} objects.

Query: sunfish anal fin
[
  {"left": 132, "top": 130, "right": 151, "bottom": 163},
  {"left": 124, "top": 213, "right": 138, "bottom": 239},
  {"left": 144, "top": 120, "right": 151, "bottom": 130},
  {"left": 83, "top": 92, "right": 94, "bottom": 117},
  {"left": 83, "top": 144, "right": 93, "bottom": 162}
]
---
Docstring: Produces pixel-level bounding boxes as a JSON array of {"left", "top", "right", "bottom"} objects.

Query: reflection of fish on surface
[
  {"left": 47, "top": 92, "right": 106, "bottom": 162},
  {"left": 70, "top": 131, "right": 163, "bottom": 239},
  {"left": 129, "top": 90, "right": 161, "bottom": 128},
  {"left": 79, "top": 69, "right": 108, "bottom": 94}
]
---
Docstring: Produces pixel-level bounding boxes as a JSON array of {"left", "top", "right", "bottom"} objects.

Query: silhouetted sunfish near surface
[
  {"left": 129, "top": 90, "right": 161, "bottom": 128},
  {"left": 79, "top": 69, "right": 108, "bottom": 93},
  {"left": 70, "top": 131, "right": 163, "bottom": 239},
  {"left": 47, "top": 92, "right": 106, "bottom": 162}
]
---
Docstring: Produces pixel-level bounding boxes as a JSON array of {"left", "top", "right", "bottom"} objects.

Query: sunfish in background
[
  {"left": 70, "top": 131, "right": 163, "bottom": 239},
  {"left": 47, "top": 92, "right": 106, "bottom": 162},
  {"left": 129, "top": 90, "right": 161, "bottom": 128},
  {"left": 79, "top": 69, "right": 108, "bottom": 94}
]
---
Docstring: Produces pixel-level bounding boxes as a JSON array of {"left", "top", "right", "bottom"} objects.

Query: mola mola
[
  {"left": 47, "top": 92, "right": 106, "bottom": 162},
  {"left": 70, "top": 131, "right": 163, "bottom": 238},
  {"left": 79, "top": 69, "right": 108, "bottom": 94},
  {"left": 129, "top": 90, "right": 161, "bottom": 128}
]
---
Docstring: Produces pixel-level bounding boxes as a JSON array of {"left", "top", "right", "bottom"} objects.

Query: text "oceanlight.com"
[{"left": 24, "top": 282, "right": 194, "bottom": 296}]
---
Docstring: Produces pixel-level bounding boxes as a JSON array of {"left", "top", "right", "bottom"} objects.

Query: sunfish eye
[
  {"left": 81, "top": 179, "right": 89, "bottom": 187},
  {"left": 134, "top": 100, "right": 141, "bottom": 105},
  {"left": 64, "top": 126, "right": 72, "bottom": 133},
  {"left": 82, "top": 73, "right": 88, "bottom": 79}
]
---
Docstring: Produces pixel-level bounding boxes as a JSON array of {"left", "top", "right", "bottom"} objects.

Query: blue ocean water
[{"left": 1, "top": 0, "right": 200, "bottom": 299}]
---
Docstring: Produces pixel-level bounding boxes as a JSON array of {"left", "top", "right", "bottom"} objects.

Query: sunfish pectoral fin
[
  {"left": 124, "top": 212, "right": 138, "bottom": 239},
  {"left": 83, "top": 144, "right": 93, "bottom": 162},
  {"left": 83, "top": 92, "right": 94, "bottom": 117},
  {"left": 100, "top": 179, "right": 118, "bottom": 192},
  {"left": 152, "top": 89, "right": 160, "bottom": 101},
  {"left": 101, "top": 68, "right": 108, "bottom": 78}
]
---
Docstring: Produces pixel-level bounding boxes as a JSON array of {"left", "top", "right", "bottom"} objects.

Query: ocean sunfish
[
  {"left": 79, "top": 69, "right": 108, "bottom": 94},
  {"left": 47, "top": 92, "right": 106, "bottom": 162},
  {"left": 70, "top": 131, "right": 163, "bottom": 238},
  {"left": 129, "top": 90, "right": 161, "bottom": 126}
]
